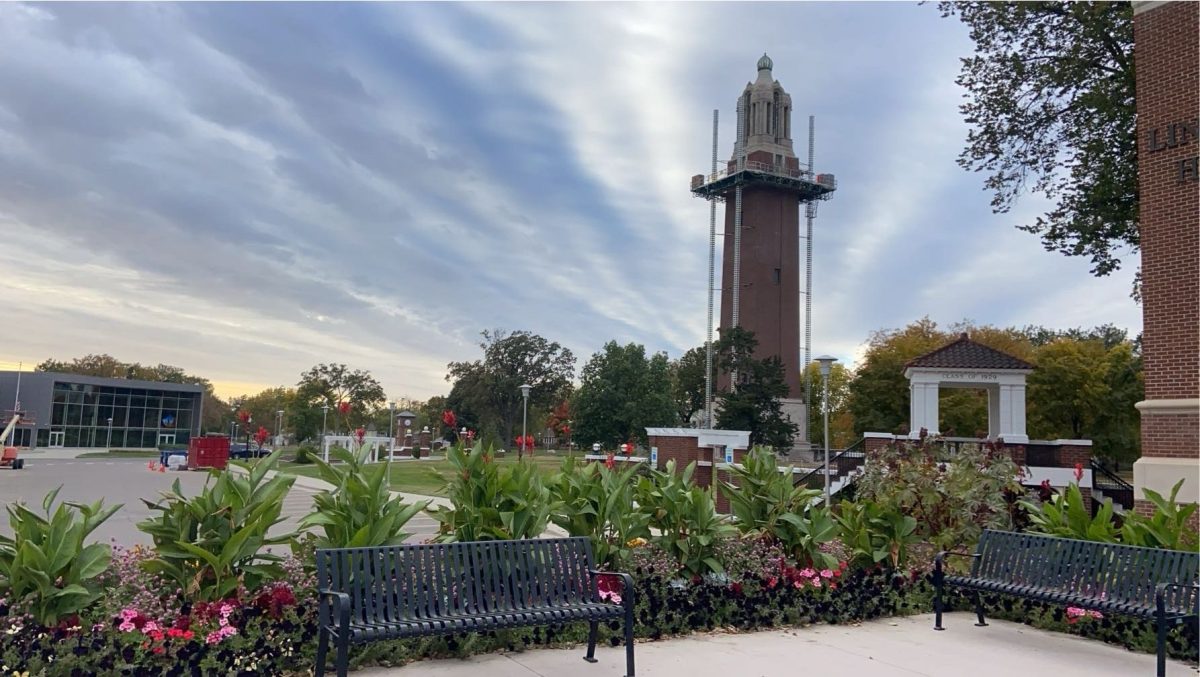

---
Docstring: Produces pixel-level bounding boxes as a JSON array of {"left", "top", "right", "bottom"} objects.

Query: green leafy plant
[
  {"left": 137, "top": 451, "right": 296, "bottom": 600},
  {"left": 293, "top": 445, "right": 318, "bottom": 464},
  {"left": 1019, "top": 483, "right": 1120, "bottom": 543},
  {"left": 299, "top": 444, "right": 429, "bottom": 549},
  {"left": 855, "top": 437, "right": 1021, "bottom": 549},
  {"left": 549, "top": 456, "right": 650, "bottom": 570},
  {"left": 1120, "top": 480, "right": 1199, "bottom": 551},
  {"left": 428, "top": 443, "right": 553, "bottom": 541},
  {"left": 835, "top": 500, "right": 919, "bottom": 568},
  {"left": 719, "top": 446, "right": 835, "bottom": 567},
  {"left": 637, "top": 460, "right": 735, "bottom": 577},
  {"left": 0, "top": 487, "right": 120, "bottom": 626}
]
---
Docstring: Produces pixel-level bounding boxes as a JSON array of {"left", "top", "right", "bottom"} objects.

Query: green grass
[
  {"left": 278, "top": 451, "right": 581, "bottom": 497},
  {"left": 77, "top": 449, "right": 163, "bottom": 459}
]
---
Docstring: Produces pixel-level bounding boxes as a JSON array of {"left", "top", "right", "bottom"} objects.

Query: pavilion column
[{"left": 987, "top": 385, "right": 1001, "bottom": 438}]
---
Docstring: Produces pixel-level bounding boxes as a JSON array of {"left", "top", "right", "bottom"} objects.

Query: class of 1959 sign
[{"left": 939, "top": 372, "right": 1000, "bottom": 381}]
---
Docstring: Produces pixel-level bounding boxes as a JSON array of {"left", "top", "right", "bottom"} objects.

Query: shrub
[
  {"left": 293, "top": 445, "right": 318, "bottom": 464},
  {"left": 137, "top": 450, "right": 296, "bottom": 600},
  {"left": 1120, "top": 480, "right": 1199, "bottom": 550},
  {"left": 855, "top": 437, "right": 1021, "bottom": 549},
  {"left": 636, "top": 461, "right": 736, "bottom": 577},
  {"left": 0, "top": 487, "right": 120, "bottom": 626},
  {"left": 299, "top": 444, "right": 429, "bottom": 548},
  {"left": 1019, "top": 482, "right": 1121, "bottom": 542},
  {"left": 549, "top": 456, "right": 650, "bottom": 571},
  {"left": 429, "top": 443, "right": 553, "bottom": 541},
  {"left": 834, "top": 500, "right": 919, "bottom": 568}
]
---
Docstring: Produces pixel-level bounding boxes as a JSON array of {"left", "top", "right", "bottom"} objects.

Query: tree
[
  {"left": 714, "top": 327, "right": 797, "bottom": 449},
  {"left": 573, "top": 342, "right": 678, "bottom": 448},
  {"left": 802, "top": 361, "right": 854, "bottom": 449},
  {"left": 228, "top": 387, "right": 296, "bottom": 441},
  {"left": 446, "top": 330, "right": 575, "bottom": 448},
  {"left": 937, "top": 2, "right": 1136, "bottom": 278},
  {"left": 295, "top": 364, "right": 386, "bottom": 435},
  {"left": 670, "top": 346, "right": 708, "bottom": 426}
]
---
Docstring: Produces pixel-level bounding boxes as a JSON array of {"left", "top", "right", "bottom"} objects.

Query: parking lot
[{"left": 0, "top": 457, "right": 440, "bottom": 546}]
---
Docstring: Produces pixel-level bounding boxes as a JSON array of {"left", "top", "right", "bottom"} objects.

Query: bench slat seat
[
  {"left": 934, "top": 529, "right": 1199, "bottom": 677},
  {"left": 315, "top": 537, "right": 634, "bottom": 677}
]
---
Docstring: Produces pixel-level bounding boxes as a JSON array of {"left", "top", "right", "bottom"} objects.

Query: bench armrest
[
  {"left": 1155, "top": 582, "right": 1200, "bottom": 615},
  {"left": 318, "top": 588, "right": 352, "bottom": 630},
  {"left": 589, "top": 569, "right": 636, "bottom": 612},
  {"left": 933, "top": 551, "right": 980, "bottom": 575}
]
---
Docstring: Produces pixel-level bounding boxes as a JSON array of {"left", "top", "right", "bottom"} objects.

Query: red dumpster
[{"left": 188, "top": 436, "right": 230, "bottom": 470}]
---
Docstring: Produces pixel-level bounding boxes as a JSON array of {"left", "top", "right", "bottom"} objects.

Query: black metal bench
[
  {"left": 315, "top": 537, "right": 635, "bottom": 677},
  {"left": 933, "top": 529, "right": 1199, "bottom": 676}
]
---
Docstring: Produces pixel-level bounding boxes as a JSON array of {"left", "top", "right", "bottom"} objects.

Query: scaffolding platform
[{"left": 690, "top": 160, "right": 836, "bottom": 203}]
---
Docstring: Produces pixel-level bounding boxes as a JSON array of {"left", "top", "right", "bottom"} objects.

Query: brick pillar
[{"left": 1132, "top": 1, "right": 1200, "bottom": 513}]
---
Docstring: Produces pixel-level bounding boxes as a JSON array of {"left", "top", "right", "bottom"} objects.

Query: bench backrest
[
  {"left": 315, "top": 537, "right": 601, "bottom": 623},
  {"left": 971, "top": 530, "right": 1199, "bottom": 613}
]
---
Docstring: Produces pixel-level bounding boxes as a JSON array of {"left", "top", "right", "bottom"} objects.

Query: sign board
[
  {"left": 650, "top": 447, "right": 658, "bottom": 465},
  {"left": 724, "top": 448, "right": 733, "bottom": 464}
]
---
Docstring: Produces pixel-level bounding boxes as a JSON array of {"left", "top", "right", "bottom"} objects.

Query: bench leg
[
  {"left": 624, "top": 612, "right": 636, "bottom": 677},
  {"left": 583, "top": 620, "right": 599, "bottom": 663},
  {"left": 1155, "top": 602, "right": 1167, "bottom": 677},
  {"left": 933, "top": 578, "right": 944, "bottom": 631},
  {"left": 335, "top": 634, "right": 350, "bottom": 677},
  {"left": 973, "top": 593, "right": 988, "bottom": 627},
  {"left": 315, "top": 627, "right": 329, "bottom": 677}
]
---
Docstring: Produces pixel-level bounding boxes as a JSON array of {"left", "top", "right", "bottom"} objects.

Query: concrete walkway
[{"left": 359, "top": 613, "right": 1198, "bottom": 677}]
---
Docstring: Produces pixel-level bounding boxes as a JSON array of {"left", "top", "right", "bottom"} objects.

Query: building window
[{"left": 773, "top": 268, "right": 781, "bottom": 285}]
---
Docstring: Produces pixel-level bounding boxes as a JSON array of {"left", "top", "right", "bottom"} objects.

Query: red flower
[
  {"left": 253, "top": 426, "right": 270, "bottom": 447},
  {"left": 730, "top": 582, "right": 744, "bottom": 596},
  {"left": 766, "top": 576, "right": 779, "bottom": 589},
  {"left": 442, "top": 410, "right": 457, "bottom": 428},
  {"left": 153, "top": 646, "right": 165, "bottom": 655},
  {"left": 337, "top": 401, "right": 351, "bottom": 416},
  {"left": 623, "top": 442, "right": 634, "bottom": 456},
  {"left": 466, "top": 429, "right": 476, "bottom": 441},
  {"left": 604, "top": 452, "right": 615, "bottom": 470},
  {"left": 561, "top": 425, "right": 571, "bottom": 436},
  {"left": 1073, "top": 462, "right": 1084, "bottom": 482},
  {"left": 237, "top": 410, "right": 251, "bottom": 424},
  {"left": 355, "top": 427, "right": 366, "bottom": 446},
  {"left": 515, "top": 435, "right": 535, "bottom": 452}
]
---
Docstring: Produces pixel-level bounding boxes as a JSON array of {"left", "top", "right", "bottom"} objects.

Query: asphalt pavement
[{"left": 0, "top": 458, "right": 441, "bottom": 546}]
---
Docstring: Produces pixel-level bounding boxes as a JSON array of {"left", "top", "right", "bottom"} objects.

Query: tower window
[{"left": 773, "top": 268, "right": 781, "bottom": 285}]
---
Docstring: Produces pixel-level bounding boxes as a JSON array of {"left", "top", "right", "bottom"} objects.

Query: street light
[
  {"left": 106, "top": 417, "right": 113, "bottom": 449},
  {"left": 388, "top": 401, "right": 396, "bottom": 441},
  {"left": 321, "top": 404, "right": 329, "bottom": 441},
  {"left": 276, "top": 410, "right": 284, "bottom": 447},
  {"left": 567, "top": 419, "right": 573, "bottom": 451},
  {"left": 815, "top": 355, "right": 838, "bottom": 505},
  {"left": 519, "top": 383, "right": 532, "bottom": 461},
  {"left": 460, "top": 426, "right": 468, "bottom": 447}
]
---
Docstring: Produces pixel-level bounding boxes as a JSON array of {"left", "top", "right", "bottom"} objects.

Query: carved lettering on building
[
  {"left": 938, "top": 372, "right": 999, "bottom": 381},
  {"left": 1146, "top": 119, "right": 1200, "bottom": 184}
]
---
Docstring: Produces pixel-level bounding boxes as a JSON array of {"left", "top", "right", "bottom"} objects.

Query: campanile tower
[{"left": 691, "top": 54, "right": 836, "bottom": 443}]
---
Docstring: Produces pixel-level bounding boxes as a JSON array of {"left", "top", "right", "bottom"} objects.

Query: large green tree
[
  {"left": 446, "top": 330, "right": 575, "bottom": 448},
  {"left": 802, "top": 361, "right": 855, "bottom": 449},
  {"left": 670, "top": 346, "right": 708, "bottom": 426},
  {"left": 714, "top": 327, "right": 797, "bottom": 449},
  {"left": 294, "top": 363, "right": 386, "bottom": 436},
  {"left": 937, "top": 2, "right": 1136, "bottom": 278},
  {"left": 573, "top": 341, "right": 677, "bottom": 448}
]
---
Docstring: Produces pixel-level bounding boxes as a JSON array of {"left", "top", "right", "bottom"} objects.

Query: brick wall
[
  {"left": 1136, "top": 2, "right": 1199, "bottom": 405},
  {"left": 1140, "top": 413, "right": 1200, "bottom": 458}
]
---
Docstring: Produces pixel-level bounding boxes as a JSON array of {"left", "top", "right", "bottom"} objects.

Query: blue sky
[{"left": 0, "top": 2, "right": 1139, "bottom": 400}]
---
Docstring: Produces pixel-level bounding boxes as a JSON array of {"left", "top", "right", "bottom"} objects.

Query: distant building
[{"left": 0, "top": 371, "right": 203, "bottom": 449}]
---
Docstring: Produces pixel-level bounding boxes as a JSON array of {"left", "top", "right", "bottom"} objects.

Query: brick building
[{"left": 1131, "top": 1, "right": 1199, "bottom": 514}]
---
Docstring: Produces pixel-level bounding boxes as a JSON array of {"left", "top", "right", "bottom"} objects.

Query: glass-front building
[{"left": 0, "top": 372, "right": 203, "bottom": 449}]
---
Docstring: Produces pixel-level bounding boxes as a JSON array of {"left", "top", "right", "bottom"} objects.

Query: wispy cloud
[{"left": 0, "top": 2, "right": 1139, "bottom": 400}]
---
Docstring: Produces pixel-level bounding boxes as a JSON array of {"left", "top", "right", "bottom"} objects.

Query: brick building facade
[{"left": 1131, "top": 1, "right": 1200, "bottom": 514}]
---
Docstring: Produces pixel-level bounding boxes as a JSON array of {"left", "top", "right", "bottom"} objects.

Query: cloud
[{"left": 0, "top": 2, "right": 1140, "bottom": 402}]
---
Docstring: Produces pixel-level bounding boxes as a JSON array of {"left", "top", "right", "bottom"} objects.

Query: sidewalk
[{"left": 358, "top": 612, "right": 1198, "bottom": 677}]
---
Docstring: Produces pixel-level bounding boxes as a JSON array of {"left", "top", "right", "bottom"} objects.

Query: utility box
[{"left": 188, "top": 436, "right": 230, "bottom": 470}]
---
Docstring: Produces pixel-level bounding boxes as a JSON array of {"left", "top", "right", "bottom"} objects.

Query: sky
[{"left": 0, "top": 2, "right": 1140, "bottom": 402}]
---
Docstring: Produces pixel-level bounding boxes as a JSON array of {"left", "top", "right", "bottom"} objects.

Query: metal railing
[
  {"left": 695, "top": 160, "right": 834, "bottom": 186},
  {"left": 1090, "top": 459, "right": 1135, "bottom": 510},
  {"left": 793, "top": 438, "right": 867, "bottom": 492}
]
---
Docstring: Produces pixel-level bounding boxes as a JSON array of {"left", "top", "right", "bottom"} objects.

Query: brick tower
[
  {"left": 1131, "top": 1, "right": 1199, "bottom": 513},
  {"left": 691, "top": 54, "right": 836, "bottom": 444}
]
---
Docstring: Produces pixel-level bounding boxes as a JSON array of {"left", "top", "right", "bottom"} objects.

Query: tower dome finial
[{"left": 757, "top": 53, "right": 773, "bottom": 71}]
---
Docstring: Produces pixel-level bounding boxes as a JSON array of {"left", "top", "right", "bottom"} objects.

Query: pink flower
[
  {"left": 142, "top": 621, "right": 160, "bottom": 633},
  {"left": 119, "top": 609, "right": 138, "bottom": 621},
  {"left": 798, "top": 568, "right": 816, "bottom": 579},
  {"left": 819, "top": 569, "right": 834, "bottom": 579},
  {"left": 811, "top": 578, "right": 823, "bottom": 588},
  {"left": 118, "top": 620, "right": 135, "bottom": 632}
]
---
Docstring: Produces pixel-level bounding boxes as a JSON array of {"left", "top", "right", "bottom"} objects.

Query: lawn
[{"left": 278, "top": 451, "right": 582, "bottom": 497}]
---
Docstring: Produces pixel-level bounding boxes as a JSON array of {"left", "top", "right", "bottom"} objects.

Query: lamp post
[
  {"left": 815, "top": 355, "right": 838, "bottom": 505},
  {"left": 276, "top": 410, "right": 284, "bottom": 447},
  {"left": 460, "top": 426, "right": 468, "bottom": 448},
  {"left": 388, "top": 401, "right": 396, "bottom": 440},
  {"left": 567, "top": 419, "right": 573, "bottom": 452},
  {"left": 106, "top": 417, "right": 113, "bottom": 450},
  {"left": 519, "top": 383, "right": 532, "bottom": 461},
  {"left": 321, "top": 404, "right": 329, "bottom": 440}
]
